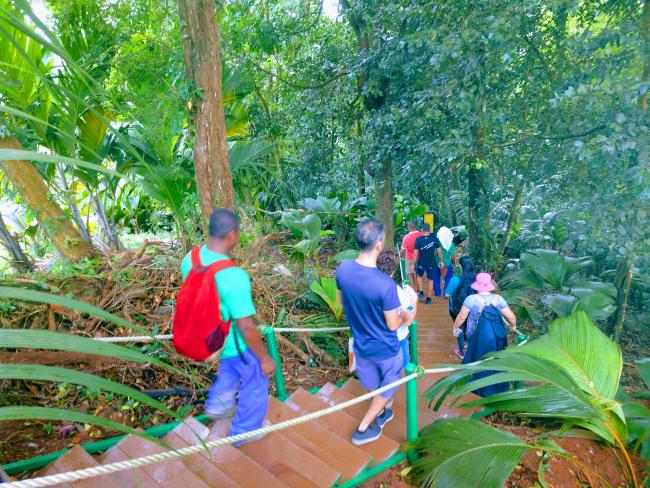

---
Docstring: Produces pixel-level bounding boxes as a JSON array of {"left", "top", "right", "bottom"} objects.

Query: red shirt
[{"left": 401, "top": 231, "right": 423, "bottom": 261}]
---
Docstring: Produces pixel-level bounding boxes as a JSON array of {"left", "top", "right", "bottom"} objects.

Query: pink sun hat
[{"left": 471, "top": 273, "right": 496, "bottom": 292}]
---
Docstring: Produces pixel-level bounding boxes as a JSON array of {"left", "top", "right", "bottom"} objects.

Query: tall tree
[
  {"left": 0, "top": 138, "right": 93, "bottom": 261},
  {"left": 177, "top": 0, "right": 235, "bottom": 222}
]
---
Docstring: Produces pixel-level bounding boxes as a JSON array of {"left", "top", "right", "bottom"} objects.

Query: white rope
[
  {"left": 91, "top": 327, "right": 351, "bottom": 342},
  {"left": 273, "top": 326, "right": 349, "bottom": 333},
  {"left": 4, "top": 367, "right": 454, "bottom": 488},
  {"left": 93, "top": 334, "right": 173, "bottom": 343}
]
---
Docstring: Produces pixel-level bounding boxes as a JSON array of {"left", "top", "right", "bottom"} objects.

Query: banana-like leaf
[
  {"left": 0, "top": 364, "right": 177, "bottom": 418},
  {"left": 424, "top": 312, "right": 627, "bottom": 446},
  {"left": 310, "top": 278, "right": 343, "bottom": 322},
  {"left": 406, "top": 418, "right": 567, "bottom": 488},
  {"left": 0, "top": 329, "right": 186, "bottom": 378},
  {"left": 0, "top": 286, "right": 148, "bottom": 335},
  {"left": 0, "top": 149, "right": 121, "bottom": 177},
  {"left": 0, "top": 406, "right": 163, "bottom": 446},
  {"left": 333, "top": 249, "right": 359, "bottom": 262}
]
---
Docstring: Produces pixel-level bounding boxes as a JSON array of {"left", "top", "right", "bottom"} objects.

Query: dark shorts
[
  {"left": 416, "top": 264, "right": 436, "bottom": 279},
  {"left": 355, "top": 349, "right": 404, "bottom": 399}
]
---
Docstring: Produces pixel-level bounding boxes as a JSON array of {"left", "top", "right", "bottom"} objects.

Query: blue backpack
[{"left": 462, "top": 301, "right": 509, "bottom": 397}]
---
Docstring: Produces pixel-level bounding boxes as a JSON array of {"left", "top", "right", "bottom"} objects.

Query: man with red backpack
[{"left": 177, "top": 209, "right": 275, "bottom": 444}]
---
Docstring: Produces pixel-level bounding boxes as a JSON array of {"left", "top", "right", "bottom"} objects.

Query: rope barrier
[
  {"left": 3, "top": 367, "right": 455, "bottom": 488},
  {"left": 93, "top": 334, "right": 173, "bottom": 343},
  {"left": 91, "top": 327, "right": 350, "bottom": 343}
]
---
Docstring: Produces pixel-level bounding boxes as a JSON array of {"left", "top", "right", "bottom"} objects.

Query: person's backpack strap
[{"left": 190, "top": 246, "right": 202, "bottom": 268}]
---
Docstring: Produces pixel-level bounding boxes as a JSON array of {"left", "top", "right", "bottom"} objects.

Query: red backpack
[{"left": 173, "top": 246, "right": 236, "bottom": 361}]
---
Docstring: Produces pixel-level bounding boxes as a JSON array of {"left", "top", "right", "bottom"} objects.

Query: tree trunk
[
  {"left": 468, "top": 129, "right": 492, "bottom": 270},
  {"left": 0, "top": 212, "right": 32, "bottom": 272},
  {"left": 57, "top": 165, "right": 90, "bottom": 243},
  {"left": 499, "top": 176, "right": 524, "bottom": 256},
  {"left": 641, "top": 0, "right": 650, "bottom": 110},
  {"left": 610, "top": 256, "right": 633, "bottom": 342},
  {"left": 83, "top": 183, "right": 122, "bottom": 251},
  {"left": 355, "top": 117, "right": 366, "bottom": 196},
  {"left": 375, "top": 158, "right": 394, "bottom": 245},
  {"left": 178, "top": 0, "right": 235, "bottom": 224},
  {"left": 0, "top": 137, "right": 93, "bottom": 261}
]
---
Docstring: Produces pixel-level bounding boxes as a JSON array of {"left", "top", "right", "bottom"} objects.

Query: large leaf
[
  {"left": 333, "top": 249, "right": 359, "bottom": 262},
  {"left": 302, "top": 196, "right": 342, "bottom": 213},
  {"left": 0, "top": 364, "right": 177, "bottom": 417},
  {"left": 279, "top": 212, "right": 322, "bottom": 242},
  {"left": 0, "top": 149, "right": 121, "bottom": 177},
  {"left": 406, "top": 418, "right": 566, "bottom": 488},
  {"left": 425, "top": 312, "right": 627, "bottom": 446},
  {"left": 310, "top": 278, "right": 343, "bottom": 322},
  {"left": 0, "top": 407, "right": 162, "bottom": 445},
  {"left": 0, "top": 329, "right": 186, "bottom": 377}
]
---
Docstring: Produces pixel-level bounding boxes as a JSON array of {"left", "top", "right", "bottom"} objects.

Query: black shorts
[{"left": 416, "top": 264, "right": 436, "bottom": 279}]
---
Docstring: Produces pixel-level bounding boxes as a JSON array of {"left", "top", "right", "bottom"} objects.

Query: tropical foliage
[{"left": 420, "top": 311, "right": 641, "bottom": 486}]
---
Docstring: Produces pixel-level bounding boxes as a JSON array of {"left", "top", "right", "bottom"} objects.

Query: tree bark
[
  {"left": 641, "top": 0, "right": 650, "bottom": 110},
  {"left": 375, "top": 158, "right": 394, "bottom": 245},
  {"left": 83, "top": 182, "right": 122, "bottom": 251},
  {"left": 57, "top": 165, "right": 90, "bottom": 243},
  {"left": 0, "top": 137, "right": 93, "bottom": 261},
  {"left": 499, "top": 176, "right": 524, "bottom": 256},
  {"left": 178, "top": 0, "right": 235, "bottom": 223},
  {"left": 610, "top": 256, "right": 633, "bottom": 342},
  {"left": 355, "top": 117, "right": 366, "bottom": 196},
  {"left": 0, "top": 212, "right": 32, "bottom": 272}
]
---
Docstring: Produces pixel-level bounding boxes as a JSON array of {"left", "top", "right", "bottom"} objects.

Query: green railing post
[
  {"left": 264, "top": 326, "right": 288, "bottom": 400},
  {"left": 405, "top": 362, "right": 419, "bottom": 463},
  {"left": 408, "top": 320, "right": 418, "bottom": 365}
]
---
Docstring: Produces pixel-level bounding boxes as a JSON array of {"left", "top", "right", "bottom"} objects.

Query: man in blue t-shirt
[{"left": 336, "top": 219, "right": 416, "bottom": 446}]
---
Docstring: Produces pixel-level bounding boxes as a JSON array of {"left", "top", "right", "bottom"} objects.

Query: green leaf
[
  {"left": 0, "top": 329, "right": 186, "bottom": 377},
  {"left": 333, "top": 249, "right": 359, "bottom": 262},
  {"left": 0, "top": 406, "right": 163, "bottom": 445},
  {"left": 0, "top": 149, "right": 121, "bottom": 177},
  {"left": 0, "top": 364, "right": 177, "bottom": 418},
  {"left": 407, "top": 418, "right": 566, "bottom": 488},
  {"left": 310, "top": 278, "right": 343, "bottom": 322}
]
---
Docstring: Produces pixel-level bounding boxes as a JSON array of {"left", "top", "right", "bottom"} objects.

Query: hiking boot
[
  {"left": 418, "top": 292, "right": 425, "bottom": 302},
  {"left": 425, "top": 297, "right": 432, "bottom": 305},
  {"left": 352, "top": 420, "right": 382, "bottom": 446},
  {"left": 376, "top": 408, "right": 394, "bottom": 428},
  {"left": 232, "top": 420, "right": 271, "bottom": 447}
]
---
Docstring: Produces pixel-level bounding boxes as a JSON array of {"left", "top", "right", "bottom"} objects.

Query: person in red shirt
[{"left": 400, "top": 221, "right": 423, "bottom": 291}]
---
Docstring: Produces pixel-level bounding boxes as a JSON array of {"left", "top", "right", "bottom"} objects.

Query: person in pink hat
[{"left": 451, "top": 272, "right": 517, "bottom": 358}]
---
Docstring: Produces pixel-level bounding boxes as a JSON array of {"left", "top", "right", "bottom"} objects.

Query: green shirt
[
  {"left": 180, "top": 246, "right": 256, "bottom": 359},
  {"left": 436, "top": 242, "right": 456, "bottom": 266}
]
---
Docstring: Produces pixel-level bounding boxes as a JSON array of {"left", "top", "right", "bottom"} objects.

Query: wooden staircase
[{"left": 31, "top": 298, "right": 474, "bottom": 487}]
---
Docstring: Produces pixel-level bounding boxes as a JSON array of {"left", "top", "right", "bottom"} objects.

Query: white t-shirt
[{"left": 396, "top": 284, "right": 417, "bottom": 341}]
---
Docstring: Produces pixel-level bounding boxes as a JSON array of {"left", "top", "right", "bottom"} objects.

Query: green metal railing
[{"left": 264, "top": 320, "right": 422, "bottom": 482}]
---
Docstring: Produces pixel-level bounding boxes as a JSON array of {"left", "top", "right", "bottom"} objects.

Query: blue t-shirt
[
  {"left": 335, "top": 260, "right": 401, "bottom": 360},
  {"left": 445, "top": 276, "right": 461, "bottom": 311}
]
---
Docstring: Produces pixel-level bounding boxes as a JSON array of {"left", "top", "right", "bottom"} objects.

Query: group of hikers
[{"left": 176, "top": 209, "right": 517, "bottom": 449}]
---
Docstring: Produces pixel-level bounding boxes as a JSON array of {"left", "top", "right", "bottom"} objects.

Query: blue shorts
[
  {"left": 355, "top": 349, "right": 403, "bottom": 399},
  {"left": 416, "top": 264, "right": 436, "bottom": 279}
]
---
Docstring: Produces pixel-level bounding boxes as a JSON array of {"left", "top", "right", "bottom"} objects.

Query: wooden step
[
  {"left": 316, "top": 383, "right": 407, "bottom": 443},
  {"left": 97, "top": 442, "right": 160, "bottom": 488},
  {"left": 203, "top": 419, "right": 289, "bottom": 488},
  {"left": 209, "top": 419, "right": 339, "bottom": 488},
  {"left": 34, "top": 461, "right": 75, "bottom": 488},
  {"left": 102, "top": 435, "right": 210, "bottom": 488},
  {"left": 162, "top": 420, "right": 240, "bottom": 488},
  {"left": 285, "top": 388, "right": 400, "bottom": 463},
  {"left": 341, "top": 379, "right": 437, "bottom": 429},
  {"left": 50, "top": 446, "right": 119, "bottom": 488},
  {"left": 266, "top": 396, "right": 371, "bottom": 481}
]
